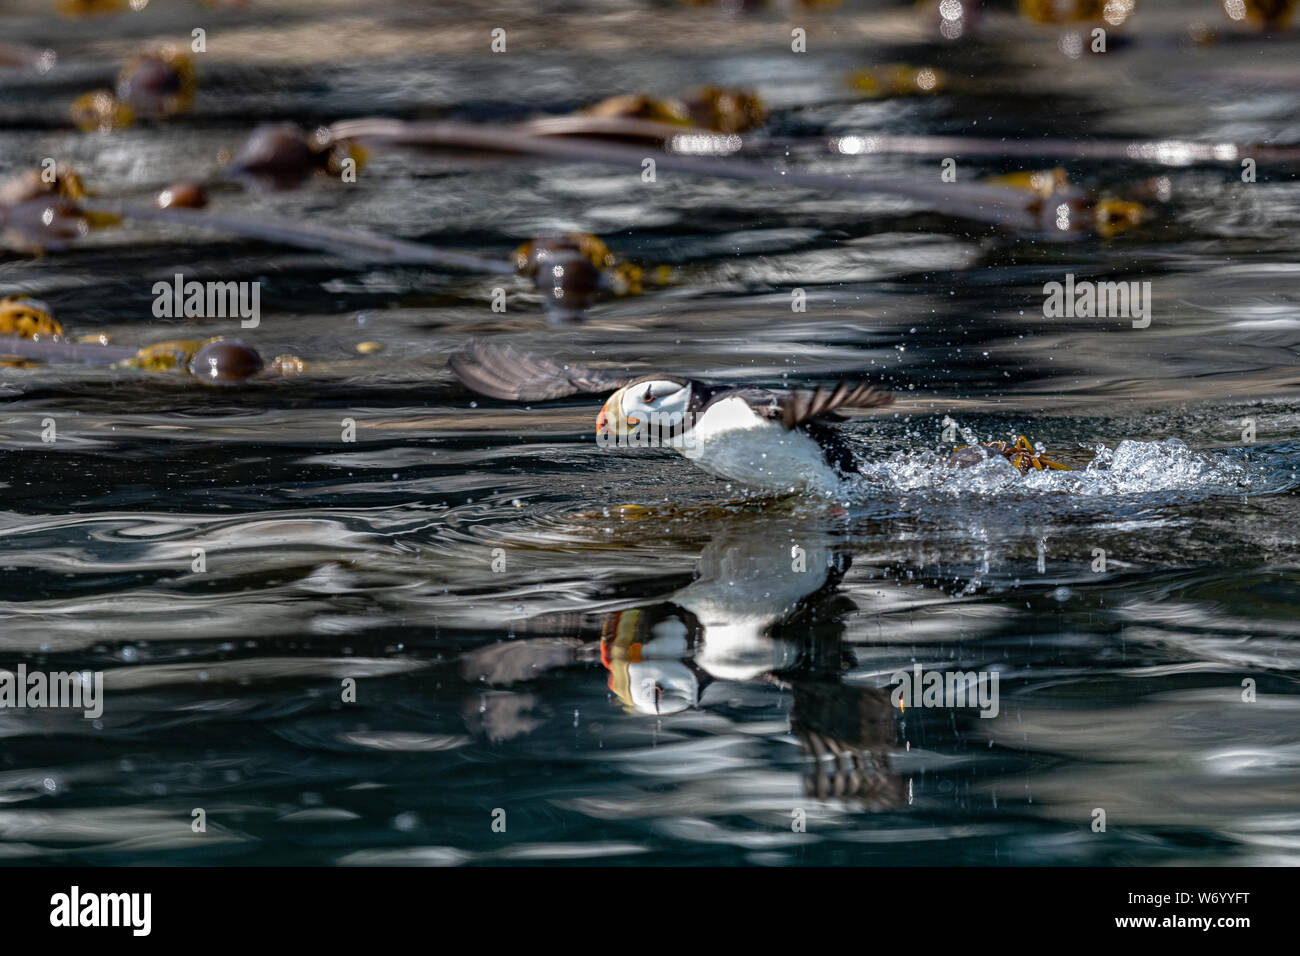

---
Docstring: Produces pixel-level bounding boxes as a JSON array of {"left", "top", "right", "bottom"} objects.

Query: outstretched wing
[
  {"left": 775, "top": 381, "right": 893, "bottom": 430},
  {"left": 447, "top": 341, "right": 638, "bottom": 401}
]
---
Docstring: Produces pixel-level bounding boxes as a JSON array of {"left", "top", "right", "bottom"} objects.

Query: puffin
[{"left": 447, "top": 341, "right": 893, "bottom": 495}]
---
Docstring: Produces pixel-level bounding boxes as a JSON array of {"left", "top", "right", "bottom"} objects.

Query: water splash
[{"left": 856, "top": 438, "right": 1286, "bottom": 500}]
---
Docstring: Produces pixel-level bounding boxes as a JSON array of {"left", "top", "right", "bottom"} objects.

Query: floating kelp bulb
[
  {"left": 514, "top": 233, "right": 614, "bottom": 276},
  {"left": 270, "top": 354, "right": 306, "bottom": 375},
  {"left": 117, "top": 49, "right": 196, "bottom": 117},
  {"left": 131, "top": 337, "right": 274, "bottom": 386},
  {"left": 70, "top": 90, "right": 134, "bottom": 132},
  {"left": 355, "top": 341, "right": 383, "bottom": 354},
  {"left": 0, "top": 297, "right": 63, "bottom": 337},
  {"left": 229, "top": 123, "right": 363, "bottom": 189},
  {"left": 118, "top": 54, "right": 183, "bottom": 101},
  {"left": 231, "top": 123, "right": 321, "bottom": 189},
  {"left": 156, "top": 182, "right": 208, "bottom": 209},
  {"left": 188, "top": 338, "right": 264, "bottom": 384},
  {"left": 533, "top": 250, "right": 603, "bottom": 316},
  {"left": 235, "top": 123, "right": 317, "bottom": 170}
]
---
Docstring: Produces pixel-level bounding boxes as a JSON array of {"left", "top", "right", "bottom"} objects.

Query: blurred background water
[{"left": 0, "top": 0, "right": 1299, "bottom": 865}]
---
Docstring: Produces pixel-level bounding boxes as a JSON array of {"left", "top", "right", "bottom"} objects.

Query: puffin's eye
[{"left": 644, "top": 386, "right": 655, "bottom": 403}]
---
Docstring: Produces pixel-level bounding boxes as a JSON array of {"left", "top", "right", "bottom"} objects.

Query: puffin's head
[{"left": 596, "top": 378, "right": 690, "bottom": 439}]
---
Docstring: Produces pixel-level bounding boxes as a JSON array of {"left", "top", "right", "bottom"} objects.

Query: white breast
[{"left": 680, "top": 396, "right": 845, "bottom": 494}]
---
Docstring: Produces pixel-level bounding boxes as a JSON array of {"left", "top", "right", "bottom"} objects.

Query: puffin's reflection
[
  {"left": 462, "top": 519, "right": 904, "bottom": 809},
  {"left": 597, "top": 525, "right": 901, "bottom": 808}
]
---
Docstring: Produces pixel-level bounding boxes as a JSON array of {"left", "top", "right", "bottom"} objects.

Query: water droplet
[{"left": 392, "top": 812, "right": 419, "bottom": 832}]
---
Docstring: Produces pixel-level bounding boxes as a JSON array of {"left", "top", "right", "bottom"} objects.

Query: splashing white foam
[{"left": 856, "top": 439, "right": 1266, "bottom": 499}]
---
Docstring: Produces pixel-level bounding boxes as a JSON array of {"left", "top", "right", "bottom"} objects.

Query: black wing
[
  {"left": 447, "top": 341, "right": 638, "bottom": 401},
  {"left": 774, "top": 381, "right": 893, "bottom": 430}
]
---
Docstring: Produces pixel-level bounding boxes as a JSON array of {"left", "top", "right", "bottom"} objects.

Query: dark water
[{"left": 1, "top": 0, "right": 1299, "bottom": 865}]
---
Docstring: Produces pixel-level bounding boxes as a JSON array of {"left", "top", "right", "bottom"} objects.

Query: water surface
[{"left": 1, "top": 0, "right": 1299, "bottom": 865}]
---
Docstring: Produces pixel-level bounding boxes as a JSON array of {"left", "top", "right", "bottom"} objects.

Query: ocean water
[{"left": 1, "top": 0, "right": 1298, "bottom": 865}]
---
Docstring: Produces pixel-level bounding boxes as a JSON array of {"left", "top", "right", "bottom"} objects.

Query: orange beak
[{"left": 596, "top": 388, "right": 632, "bottom": 438}]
